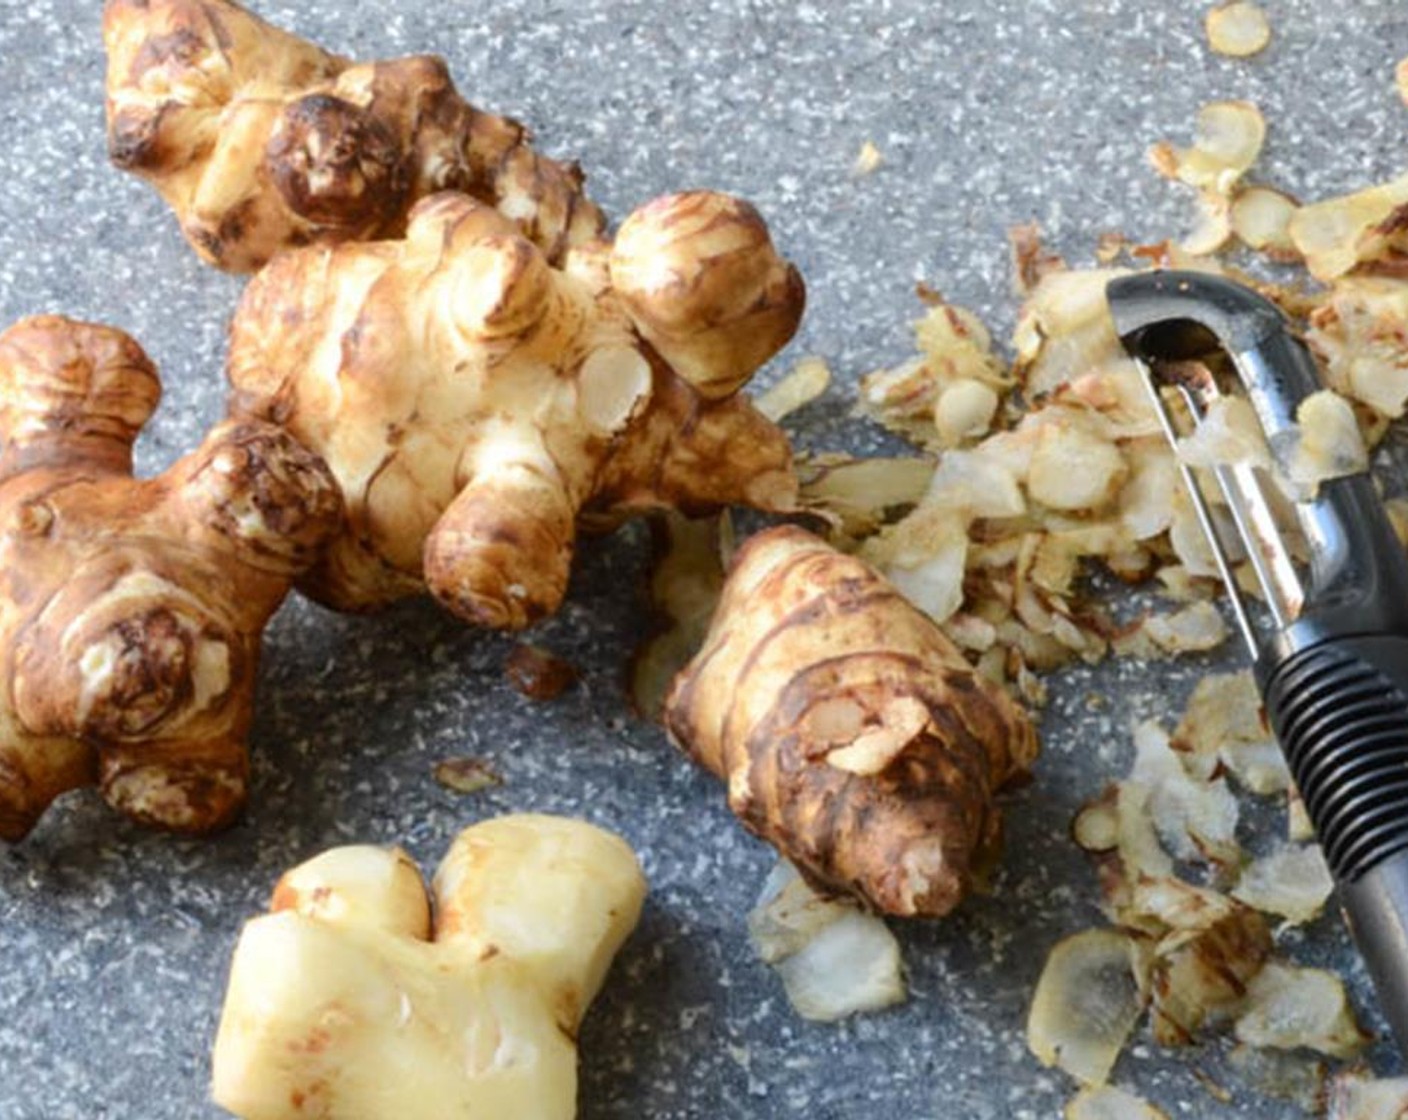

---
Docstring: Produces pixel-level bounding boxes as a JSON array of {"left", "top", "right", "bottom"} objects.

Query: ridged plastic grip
[{"left": 1263, "top": 635, "right": 1408, "bottom": 884}]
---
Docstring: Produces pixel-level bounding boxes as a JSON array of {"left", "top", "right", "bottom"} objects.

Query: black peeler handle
[{"left": 1264, "top": 634, "right": 1408, "bottom": 1052}]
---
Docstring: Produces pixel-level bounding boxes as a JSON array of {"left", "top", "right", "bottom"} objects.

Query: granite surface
[{"left": 1, "top": 1, "right": 1407, "bottom": 1118}]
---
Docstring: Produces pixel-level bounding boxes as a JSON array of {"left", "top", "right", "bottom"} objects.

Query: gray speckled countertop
[{"left": 1, "top": 2, "right": 1407, "bottom": 1118}]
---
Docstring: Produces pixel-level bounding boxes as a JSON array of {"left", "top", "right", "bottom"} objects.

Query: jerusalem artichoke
[
  {"left": 663, "top": 526, "right": 1039, "bottom": 917},
  {"left": 103, "top": 0, "right": 604, "bottom": 271},
  {"left": 228, "top": 190, "right": 802, "bottom": 628},
  {"left": 0, "top": 316, "right": 341, "bottom": 840},
  {"left": 211, "top": 814, "right": 646, "bottom": 1120}
]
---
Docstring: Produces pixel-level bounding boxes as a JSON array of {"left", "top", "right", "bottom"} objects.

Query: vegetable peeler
[{"left": 1107, "top": 270, "right": 1408, "bottom": 1060}]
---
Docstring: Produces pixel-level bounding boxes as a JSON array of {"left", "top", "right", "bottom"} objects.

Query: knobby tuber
[
  {"left": 0, "top": 316, "right": 341, "bottom": 840},
  {"left": 211, "top": 814, "right": 646, "bottom": 1120},
  {"left": 664, "top": 526, "right": 1040, "bottom": 917},
  {"left": 228, "top": 190, "right": 802, "bottom": 629},
  {"left": 104, "top": 0, "right": 604, "bottom": 272}
]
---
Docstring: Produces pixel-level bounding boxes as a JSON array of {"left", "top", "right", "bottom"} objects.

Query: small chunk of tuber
[{"left": 212, "top": 814, "right": 646, "bottom": 1120}]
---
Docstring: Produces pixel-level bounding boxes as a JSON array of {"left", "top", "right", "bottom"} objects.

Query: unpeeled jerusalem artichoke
[
  {"left": 664, "top": 526, "right": 1039, "bottom": 917},
  {"left": 104, "top": 0, "right": 603, "bottom": 271},
  {"left": 211, "top": 814, "right": 646, "bottom": 1120},
  {"left": 227, "top": 189, "right": 802, "bottom": 628},
  {"left": 0, "top": 316, "right": 341, "bottom": 840}
]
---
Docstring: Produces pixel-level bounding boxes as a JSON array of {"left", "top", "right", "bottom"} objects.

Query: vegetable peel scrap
[
  {"left": 1327, "top": 1072, "right": 1408, "bottom": 1120},
  {"left": 431, "top": 757, "right": 502, "bottom": 795},
  {"left": 1065, "top": 1084, "right": 1170, "bottom": 1120},
  {"left": 1231, "top": 843, "right": 1335, "bottom": 927},
  {"left": 629, "top": 512, "right": 732, "bottom": 721},
  {"left": 852, "top": 140, "right": 885, "bottom": 177},
  {"left": 1148, "top": 101, "right": 1266, "bottom": 196},
  {"left": 756, "top": 356, "right": 833, "bottom": 423},
  {"left": 1027, "top": 929, "right": 1145, "bottom": 1087},
  {"left": 1290, "top": 174, "right": 1408, "bottom": 282},
  {"left": 748, "top": 860, "right": 906, "bottom": 1022},
  {"left": 1029, "top": 683, "right": 1365, "bottom": 1091},
  {"left": 1230, "top": 187, "right": 1300, "bottom": 261},
  {"left": 1234, "top": 964, "right": 1372, "bottom": 1059},
  {"left": 1205, "top": 3, "right": 1273, "bottom": 59}
]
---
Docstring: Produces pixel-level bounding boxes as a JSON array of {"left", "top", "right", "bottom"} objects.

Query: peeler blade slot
[{"left": 1135, "top": 356, "right": 1261, "bottom": 658}]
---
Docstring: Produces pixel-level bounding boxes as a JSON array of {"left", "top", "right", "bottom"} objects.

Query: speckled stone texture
[{"left": 1, "top": 1, "right": 1406, "bottom": 1117}]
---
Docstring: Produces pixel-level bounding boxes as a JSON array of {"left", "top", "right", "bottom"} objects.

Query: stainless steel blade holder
[{"left": 1107, "top": 269, "right": 1408, "bottom": 1058}]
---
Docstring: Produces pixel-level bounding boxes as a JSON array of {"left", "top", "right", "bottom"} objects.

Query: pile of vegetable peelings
[
  {"left": 648, "top": 6, "right": 1408, "bottom": 1115},
  {"left": 4, "top": 1, "right": 1408, "bottom": 1117}
]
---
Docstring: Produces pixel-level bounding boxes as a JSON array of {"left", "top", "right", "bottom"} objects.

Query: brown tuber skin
[
  {"left": 505, "top": 645, "right": 577, "bottom": 702},
  {"left": 103, "top": 0, "right": 604, "bottom": 272},
  {"left": 664, "top": 526, "right": 1040, "bottom": 918},
  {"left": 0, "top": 316, "right": 341, "bottom": 840},
  {"left": 227, "top": 190, "right": 802, "bottom": 629}
]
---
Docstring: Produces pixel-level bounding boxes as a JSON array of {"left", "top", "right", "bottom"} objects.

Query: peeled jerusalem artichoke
[
  {"left": 211, "top": 814, "right": 647, "bottom": 1120},
  {"left": 103, "top": 0, "right": 604, "bottom": 272},
  {"left": 664, "top": 526, "right": 1040, "bottom": 917},
  {"left": 228, "top": 189, "right": 802, "bottom": 628},
  {"left": 0, "top": 316, "right": 341, "bottom": 840}
]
